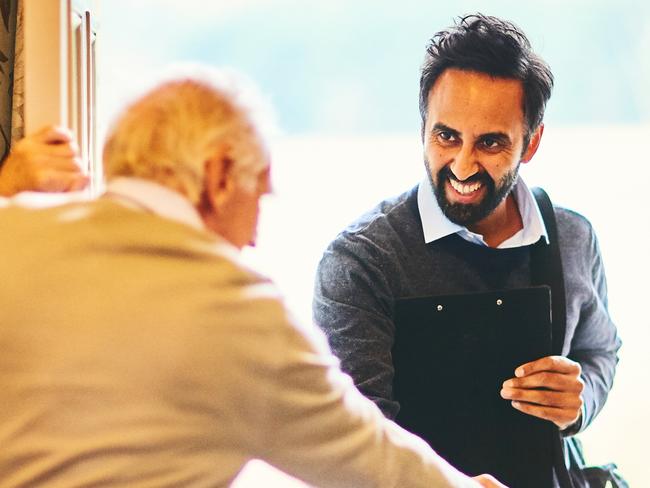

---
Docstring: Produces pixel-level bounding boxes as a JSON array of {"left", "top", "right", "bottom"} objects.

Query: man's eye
[
  {"left": 438, "top": 131, "right": 455, "bottom": 142},
  {"left": 482, "top": 138, "right": 499, "bottom": 149}
]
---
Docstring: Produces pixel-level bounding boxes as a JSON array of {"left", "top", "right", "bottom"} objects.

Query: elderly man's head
[{"left": 103, "top": 67, "right": 271, "bottom": 248}]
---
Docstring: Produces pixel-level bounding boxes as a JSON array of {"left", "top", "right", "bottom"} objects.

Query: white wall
[
  {"left": 242, "top": 126, "right": 649, "bottom": 486},
  {"left": 97, "top": 2, "right": 648, "bottom": 484}
]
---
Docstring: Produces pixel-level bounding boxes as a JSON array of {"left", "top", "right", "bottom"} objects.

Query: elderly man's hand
[
  {"left": 0, "top": 125, "right": 88, "bottom": 196},
  {"left": 500, "top": 355, "right": 584, "bottom": 430},
  {"left": 473, "top": 474, "right": 508, "bottom": 487}
]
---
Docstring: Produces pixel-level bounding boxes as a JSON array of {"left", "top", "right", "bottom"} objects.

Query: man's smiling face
[{"left": 423, "top": 68, "right": 537, "bottom": 227}]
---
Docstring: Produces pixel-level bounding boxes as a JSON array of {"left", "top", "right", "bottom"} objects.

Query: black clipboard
[{"left": 393, "top": 285, "right": 554, "bottom": 488}]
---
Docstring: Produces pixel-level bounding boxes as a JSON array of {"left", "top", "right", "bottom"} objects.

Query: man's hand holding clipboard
[{"left": 501, "top": 355, "right": 584, "bottom": 430}]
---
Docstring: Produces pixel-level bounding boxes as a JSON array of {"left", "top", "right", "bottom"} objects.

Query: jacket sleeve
[
  {"left": 313, "top": 232, "right": 401, "bottom": 419},
  {"left": 254, "top": 300, "right": 480, "bottom": 488}
]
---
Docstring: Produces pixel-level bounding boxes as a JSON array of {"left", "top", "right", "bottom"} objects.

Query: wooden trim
[
  {"left": 23, "top": 0, "right": 100, "bottom": 191},
  {"left": 24, "top": 0, "right": 68, "bottom": 132}
]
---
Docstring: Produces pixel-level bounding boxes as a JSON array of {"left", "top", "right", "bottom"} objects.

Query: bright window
[{"left": 100, "top": 2, "right": 650, "bottom": 486}]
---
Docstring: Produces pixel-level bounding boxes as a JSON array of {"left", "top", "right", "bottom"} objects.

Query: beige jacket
[{"left": 0, "top": 189, "right": 479, "bottom": 488}]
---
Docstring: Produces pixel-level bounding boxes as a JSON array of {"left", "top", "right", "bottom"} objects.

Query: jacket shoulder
[{"left": 330, "top": 186, "right": 420, "bottom": 249}]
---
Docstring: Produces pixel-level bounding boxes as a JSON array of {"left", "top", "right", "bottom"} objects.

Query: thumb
[{"left": 35, "top": 125, "right": 75, "bottom": 145}]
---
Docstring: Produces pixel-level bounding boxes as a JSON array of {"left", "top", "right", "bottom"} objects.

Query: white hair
[{"left": 103, "top": 64, "right": 274, "bottom": 203}]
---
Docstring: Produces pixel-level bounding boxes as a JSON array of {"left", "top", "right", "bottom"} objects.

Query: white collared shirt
[
  {"left": 417, "top": 175, "right": 548, "bottom": 248},
  {"left": 104, "top": 177, "right": 207, "bottom": 232}
]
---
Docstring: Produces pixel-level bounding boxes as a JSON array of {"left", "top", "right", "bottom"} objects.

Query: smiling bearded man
[{"left": 314, "top": 13, "right": 621, "bottom": 488}]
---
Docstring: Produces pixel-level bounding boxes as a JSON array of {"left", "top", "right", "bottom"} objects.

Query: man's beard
[{"left": 425, "top": 161, "right": 520, "bottom": 226}]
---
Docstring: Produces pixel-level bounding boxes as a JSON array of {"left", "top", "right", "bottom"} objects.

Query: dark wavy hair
[{"left": 419, "top": 14, "right": 554, "bottom": 144}]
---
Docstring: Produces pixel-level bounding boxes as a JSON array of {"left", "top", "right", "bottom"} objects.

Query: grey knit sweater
[{"left": 313, "top": 184, "right": 621, "bottom": 434}]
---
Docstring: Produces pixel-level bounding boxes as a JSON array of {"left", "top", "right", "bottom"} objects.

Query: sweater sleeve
[
  {"left": 313, "top": 232, "right": 400, "bottom": 419},
  {"left": 563, "top": 219, "right": 622, "bottom": 433}
]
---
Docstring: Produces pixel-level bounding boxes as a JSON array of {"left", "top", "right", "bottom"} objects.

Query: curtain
[
  {"left": 0, "top": 0, "right": 18, "bottom": 163},
  {"left": 11, "top": 0, "right": 22, "bottom": 145}
]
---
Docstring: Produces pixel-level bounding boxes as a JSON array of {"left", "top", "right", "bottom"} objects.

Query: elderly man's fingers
[
  {"left": 12, "top": 134, "right": 80, "bottom": 160},
  {"left": 67, "top": 174, "right": 90, "bottom": 191},
  {"left": 23, "top": 153, "right": 84, "bottom": 172},
  {"left": 23, "top": 150, "right": 79, "bottom": 167},
  {"left": 31, "top": 169, "right": 89, "bottom": 192},
  {"left": 515, "top": 355, "right": 581, "bottom": 378},
  {"left": 34, "top": 125, "right": 75, "bottom": 145},
  {"left": 40, "top": 141, "right": 80, "bottom": 158},
  {"left": 49, "top": 156, "right": 84, "bottom": 170},
  {"left": 473, "top": 474, "right": 509, "bottom": 488}
]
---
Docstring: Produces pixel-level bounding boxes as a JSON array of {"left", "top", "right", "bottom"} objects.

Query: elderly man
[{"left": 0, "top": 67, "right": 504, "bottom": 487}]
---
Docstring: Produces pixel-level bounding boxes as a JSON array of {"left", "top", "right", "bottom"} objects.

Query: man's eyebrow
[
  {"left": 431, "top": 123, "right": 460, "bottom": 136},
  {"left": 478, "top": 131, "right": 512, "bottom": 143}
]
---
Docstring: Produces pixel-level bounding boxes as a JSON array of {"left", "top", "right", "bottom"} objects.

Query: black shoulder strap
[
  {"left": 531, "top": 187, "right": 576, "bottom": 488},
  {"left": 530, "top": 186, "right": 567, "bottom": 356}
]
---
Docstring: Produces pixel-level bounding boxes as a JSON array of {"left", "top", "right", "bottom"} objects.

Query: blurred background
[{"left": 100, "top": 1, "right": 649, "bottom": 485}]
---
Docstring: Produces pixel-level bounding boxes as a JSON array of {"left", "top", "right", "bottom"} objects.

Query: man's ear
[
  {"left": 521, "top": 124, "right": 544, "bottom": 164},
  {"left": 203, "top": 151, "right": 234, "bottom": 213}
]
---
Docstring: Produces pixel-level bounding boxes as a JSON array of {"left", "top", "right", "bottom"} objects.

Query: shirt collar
[
  {"left": 104, "top": 177, "right": 207, "bottom": 232},
  {"left": 417, "top": 175, "right": 549, "bottom": 248}
]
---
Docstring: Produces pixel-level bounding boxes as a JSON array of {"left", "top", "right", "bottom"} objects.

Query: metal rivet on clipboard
[
  {"left": 496, "top": 299, "right": 503, "bottom": 306},
  {"left": 436, "top": 304, "right": 443, "bottom": 311}
]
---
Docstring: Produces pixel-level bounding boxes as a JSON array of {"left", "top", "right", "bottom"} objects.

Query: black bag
[
  {"left": 564, "top": 437, "right": 629, "bottom": 488},
  {"left": 532, "top": 188, "right": 629, "bottom": 488}
]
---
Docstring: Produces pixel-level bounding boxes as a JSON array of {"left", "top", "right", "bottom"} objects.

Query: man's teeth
[{"left": 449, "top": 178, "right": 483, "bottom": 195}]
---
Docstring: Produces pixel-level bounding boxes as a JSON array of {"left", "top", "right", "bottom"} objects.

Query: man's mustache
[{"left": 439, "top": 166, "right": 493, "bottom": 187}]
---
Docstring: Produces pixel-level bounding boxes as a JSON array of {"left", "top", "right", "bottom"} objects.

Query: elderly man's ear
[{"left": 202, "top": 149, "right": 235, "bottom": 214}]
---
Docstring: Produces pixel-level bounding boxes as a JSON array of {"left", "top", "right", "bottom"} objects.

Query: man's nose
[{"left": 449, "top": 145, "right": 479, "bottom": 181}]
